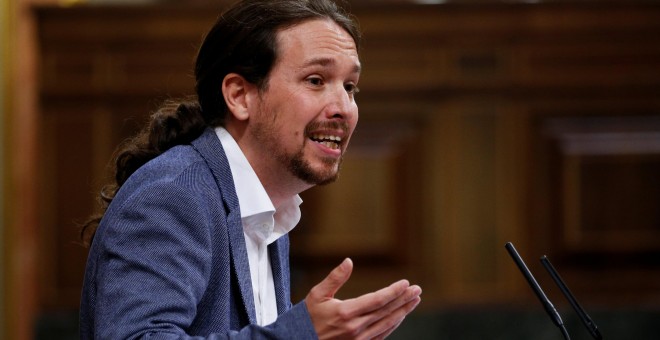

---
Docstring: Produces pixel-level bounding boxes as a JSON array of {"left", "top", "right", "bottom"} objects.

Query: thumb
[{"left": 310, "top": 258, "right": 353, "bottom": 300}]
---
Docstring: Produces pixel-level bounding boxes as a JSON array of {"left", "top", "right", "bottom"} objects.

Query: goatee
[{"left": 287, "top": 147, "right": 343, "bottom": 186}]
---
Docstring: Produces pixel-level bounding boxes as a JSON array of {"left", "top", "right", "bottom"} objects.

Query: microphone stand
[
  {"left": 541, "top": 256, "right": 603, "bottom": 340},
  {"left": 505, "top": 242, "right": 570, "bottom": 340}
]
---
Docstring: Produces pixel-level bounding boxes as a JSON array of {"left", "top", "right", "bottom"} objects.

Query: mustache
[{"left": 304, "top": 121, "right": 350, "bottom": 136}]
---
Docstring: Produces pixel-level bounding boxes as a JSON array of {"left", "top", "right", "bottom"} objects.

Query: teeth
[
  {"left": 310, "top": 134, "right": 342, "bottom": 142},
  {"left": 309, "top": 133, "right": 342, "bottom": 150},
  {"left": 321, "top": 141, "right": 339, "bottom": 150}
]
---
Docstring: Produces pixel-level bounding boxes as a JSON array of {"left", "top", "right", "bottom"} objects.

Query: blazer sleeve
[{"left": 87, "top": 178, "right": 317, "bottom": 340}]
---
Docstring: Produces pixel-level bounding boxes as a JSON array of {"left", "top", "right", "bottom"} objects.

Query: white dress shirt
[{"left": 215, "top": 127, "right": 302, "bottom": 326}]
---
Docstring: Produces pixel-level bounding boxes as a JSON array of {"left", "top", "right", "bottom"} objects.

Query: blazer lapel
[
  {"left": 191, "top": 128, "right": 257, "bottom": 325},
  {"left": 269, "top": 238, "right": 290, "bottom": 315}
]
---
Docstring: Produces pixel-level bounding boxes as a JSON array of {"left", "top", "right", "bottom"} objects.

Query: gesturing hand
[{"left": 305, "top": 258, "right": 422, "bottom": 340}]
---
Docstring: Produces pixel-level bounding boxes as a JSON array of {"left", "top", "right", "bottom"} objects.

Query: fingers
[
  {"left": 340, "top": 279, "right": 411, "bottom": 317},
  {"left": 369, "top": 285, "right": 421, "bottom": 323},
  {"left": 308, "top": 258, "right": 353, "bottom": 302},
  {"left": 349, "top": 284, "right": 421, "bottom": 340},
  {"left": 334, "top": 284, "right": 420, "bottom": 340},
  {"left": 359, "top": 291, "right": 421, "bottom": 340}
]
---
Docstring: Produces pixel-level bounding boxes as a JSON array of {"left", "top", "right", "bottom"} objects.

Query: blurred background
[{"left": 2, "top": 0, "right": 660, "bottom": 339}]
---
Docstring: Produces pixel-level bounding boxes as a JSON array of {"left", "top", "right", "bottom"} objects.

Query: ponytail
[{"left": 80, "top": 100, "right": 207, "bottom": 246}]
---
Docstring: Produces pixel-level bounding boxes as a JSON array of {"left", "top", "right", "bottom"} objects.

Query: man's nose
[{"left": 325, "top": 85, "right": 356, "bottom": 120}]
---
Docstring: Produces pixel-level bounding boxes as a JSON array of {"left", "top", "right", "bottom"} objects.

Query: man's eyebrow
[{"left": 301, "top": 57, "right": 362, "bottom": 73}]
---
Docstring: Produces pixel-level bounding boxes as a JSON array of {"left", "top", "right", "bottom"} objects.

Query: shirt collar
[{"left": 215, "top": 127, "right": 302, "bottom": 243}]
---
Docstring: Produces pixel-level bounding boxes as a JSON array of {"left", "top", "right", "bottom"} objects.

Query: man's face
[{"left": 248, "top": 19, "right": 360, "bottom": 186}]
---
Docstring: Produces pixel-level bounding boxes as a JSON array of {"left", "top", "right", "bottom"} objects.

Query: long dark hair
[{"left": 80, "top": 0, "right": 361, "bottom": 246}]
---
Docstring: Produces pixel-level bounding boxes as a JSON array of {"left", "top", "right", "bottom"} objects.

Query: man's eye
[
  {"left": 345, "top": 83, "right": 360, "bottom": 95},
  {"left": 307, "top": 77, "right": 323, "bottom": 86}
]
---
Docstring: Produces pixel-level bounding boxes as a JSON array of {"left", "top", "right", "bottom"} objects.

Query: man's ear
[{"left": 222, "top": 73, "right": 255, "bottom": 121}]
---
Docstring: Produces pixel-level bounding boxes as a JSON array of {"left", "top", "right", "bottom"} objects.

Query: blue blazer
[{"left": 80, "top": 128, "right": 317, "bottom": 339}]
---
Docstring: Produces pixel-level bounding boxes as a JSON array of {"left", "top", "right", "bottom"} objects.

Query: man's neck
[{"left": 260, "top": 175, "right": 313, "bottom": 209}]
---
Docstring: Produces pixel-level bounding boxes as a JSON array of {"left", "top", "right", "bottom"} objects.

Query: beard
[
  {"left": 250, "top": 111, "right": 347, "bottom": 186},
  {"left": 287, "top": 144, "right": 342, "bottom": 186}
]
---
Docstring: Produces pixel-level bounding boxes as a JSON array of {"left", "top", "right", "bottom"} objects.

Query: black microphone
[
  {"left": 505, "top": 242, "right": 570, "bottom": 340},
  {"left": 541, "top": 255, "right": 603, "bottom": 340}
]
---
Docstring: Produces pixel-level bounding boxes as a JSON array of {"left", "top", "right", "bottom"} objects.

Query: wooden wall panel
[
  {"left": 37, "top": 101, "right": 146, "bottom": 309},
  {"left": 531, "top": 113, "right": 660, "bottom": 305},
  {"left": 37, "top": 6, "right": 210, "bottom": 98}
]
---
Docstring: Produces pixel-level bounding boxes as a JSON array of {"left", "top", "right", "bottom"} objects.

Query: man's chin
[
  {"left": 290, "top": 164, "right": 340, "bottom": 186},
  {"left": 313, "top": 173, "right": 339, "bottom": 186},
  {"left": 297, "top": 168, "right": 339, "bottom": 186}
]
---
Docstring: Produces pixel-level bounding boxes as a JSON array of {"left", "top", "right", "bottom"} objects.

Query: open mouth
[{"left": 309, "top": 134, "right": 342, "bottom": 150}]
